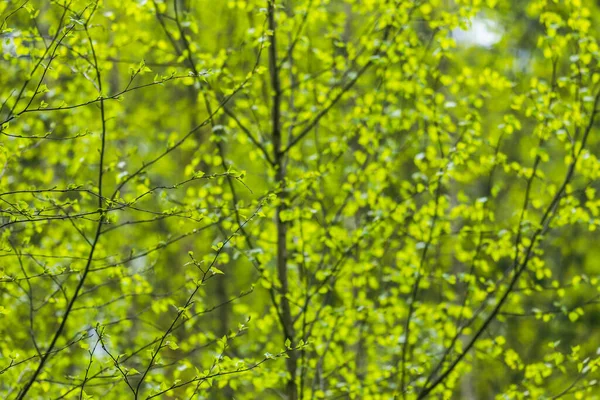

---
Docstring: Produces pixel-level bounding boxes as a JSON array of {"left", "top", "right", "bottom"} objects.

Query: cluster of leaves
[{"left": 1, "top": 0, "right": 600, "bottom": 399}]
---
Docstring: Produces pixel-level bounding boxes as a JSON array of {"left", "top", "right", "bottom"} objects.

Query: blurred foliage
[{"left": 1, "top": 0, "right": 600, "bottom": 398}]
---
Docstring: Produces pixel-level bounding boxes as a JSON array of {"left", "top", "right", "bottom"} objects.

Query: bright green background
[{"left": 1, "top": 0, "right": 600, "bottom": 398}]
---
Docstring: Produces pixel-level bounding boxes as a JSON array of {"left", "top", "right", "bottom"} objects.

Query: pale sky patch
[{"left": 453, "top": 17, "right": 503, "bottom": 47}]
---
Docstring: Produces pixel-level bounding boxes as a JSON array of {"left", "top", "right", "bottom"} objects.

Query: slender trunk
[{"left": 268, "top": 1, "right": 298, "bottom": 398}]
